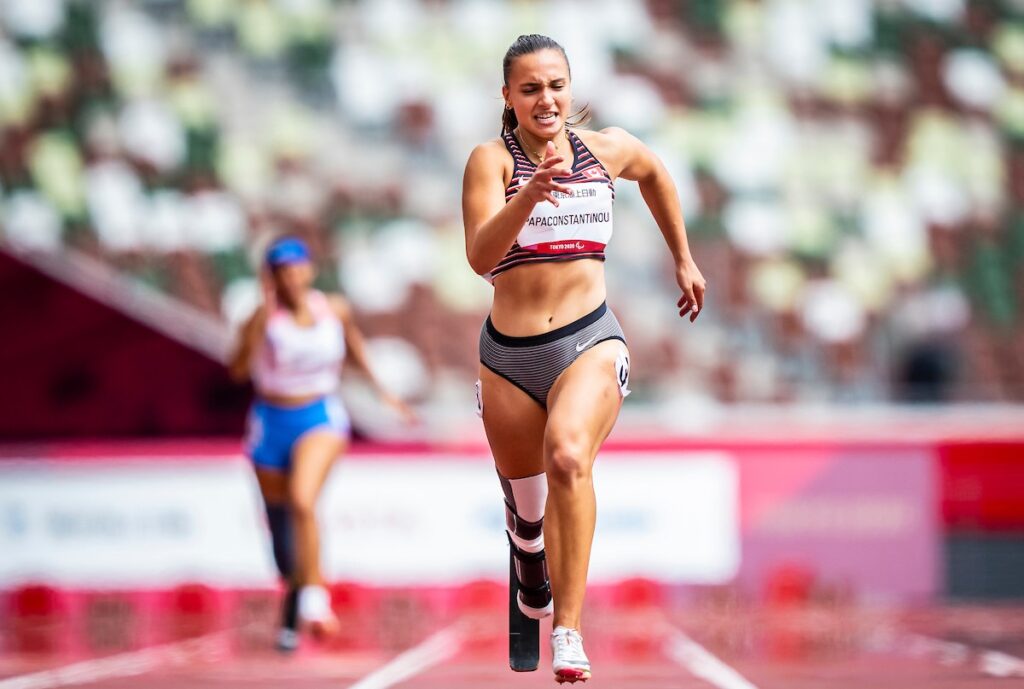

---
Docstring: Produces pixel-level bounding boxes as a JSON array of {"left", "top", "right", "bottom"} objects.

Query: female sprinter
[
  {"left": 462, "top": 35, "right": 706, "bottom": 682},
  {"left": 229, "top": 236, "right": 413, "bottom": 652}
]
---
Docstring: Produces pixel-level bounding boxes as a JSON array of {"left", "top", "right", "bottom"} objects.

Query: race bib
[
  {"left": 516, "top": 182, "right": 613, "bottom": 253},
  {"left": 615, "top": 349, "right": 631, "bottom": 399}
]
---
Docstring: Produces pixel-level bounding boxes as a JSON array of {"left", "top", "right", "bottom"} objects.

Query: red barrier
[
  {"left": 606, "top": 578, "right": 668, "bottom": 660},
  {"left": 327, "top": 581, "right": 377, "bottom": 651},
  {"left": 232, "top": 588, "right": 278, "bottom": 652},
  {"left": 82, "top": 590, "right": 139, "bottom": 653},
  {"left": 941, "top": 442, "right": 1024, "bottom": 530},
  {"left": 764, "top": 564, "right": 815, "bottom": 608},
  {"left": 454, "top": 579, "right": 505, "bottom": 657},
  {"left": 164, "top": 584, "right": 222, "bottom": 641},
  {"left": 6, "top": 585, "right": 71, "bottom": 654}
]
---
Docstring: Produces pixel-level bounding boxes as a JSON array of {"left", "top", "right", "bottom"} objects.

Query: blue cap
[{"left": 265, "top": 237, "right": 311, "bottom": 268}]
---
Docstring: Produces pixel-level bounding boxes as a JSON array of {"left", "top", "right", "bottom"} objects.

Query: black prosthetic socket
[
  {"left": 503, "top": 495, "right": 551, "bottom": 609},
  {"left": 499, "top": 474, "right": 551, "bottom": 609},
  {"left": 264, "top": 503, "right": 295, "bottom": 579},
  {"left": 281, "top": 585, "right": 299, "bottom": 631},
  {"left": 506, "top": 529, "right": 552, "bottom": 609}
]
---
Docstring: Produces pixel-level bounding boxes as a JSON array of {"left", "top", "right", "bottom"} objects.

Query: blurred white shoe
[
  {"left": 275, "top": 627, "right": 299, "bottom": 653},
  {"left": 551, "top": 626, "right": 591, "bottom": 683},
  {"left": 298, "top": 585, "right": 339, "bottom": 639}
]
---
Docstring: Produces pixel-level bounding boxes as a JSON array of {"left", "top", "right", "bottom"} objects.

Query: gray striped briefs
[{"left": 479, "top": 302, "right": 627, "bottom": 408}]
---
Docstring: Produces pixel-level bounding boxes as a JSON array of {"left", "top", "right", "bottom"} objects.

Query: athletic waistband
[{"left": 485, "top": 302, "right": 607, "bottom": 348}]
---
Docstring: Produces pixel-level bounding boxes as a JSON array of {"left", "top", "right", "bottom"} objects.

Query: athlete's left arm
[
  {"left": 602, "top": 127, "right": 706, "bottom": 322},
  {"left": 329, "top": 295, "right": 417, "bottom": 422}
]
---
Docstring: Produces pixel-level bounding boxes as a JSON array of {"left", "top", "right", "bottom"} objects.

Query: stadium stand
[{"left": 1, "top": 0, "right": 1022, "bottom": 413}]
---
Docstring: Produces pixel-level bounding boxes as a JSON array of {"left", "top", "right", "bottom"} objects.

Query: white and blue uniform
[{"left": 246, "top": 290, "right": 351, "bottom": 471}]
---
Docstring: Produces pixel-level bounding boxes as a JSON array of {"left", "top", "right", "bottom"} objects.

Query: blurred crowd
[{"left": 1, "top": 0, "right": 1022, "bottom": 408}]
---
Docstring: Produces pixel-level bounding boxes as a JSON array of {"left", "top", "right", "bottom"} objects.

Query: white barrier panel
[
  {"left": 0, "top": 453, "right": 739, "bottom": 587},
  {"left": 0, "top": 460, "right": 272, "bottom": 586},
  {"left": 321, "top": 454, "right": 739, "bottom": 584}
]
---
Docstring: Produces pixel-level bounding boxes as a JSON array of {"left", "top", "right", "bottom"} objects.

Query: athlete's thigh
[
  {"left": 479, "top": 365, "right": 547, "bottom": 478},
  {"left": 288, "top": 430, "right": 347, "bottom": 507},
  {"left": 255, "top": 467, "right": 289, "bottom": 505},
  {"left": 545, "top": 340, "right": 627, "bottom": 459}
]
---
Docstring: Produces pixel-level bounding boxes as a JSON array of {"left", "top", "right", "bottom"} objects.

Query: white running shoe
[
  {"left": 298, "top": 585, "right": 339, "bottom": 638},
  {"left": 275, "top": 627, "right": 299, "bottom": 653},
  {"left": 551, "top": 626, "right": 591, "bottom": 683}
]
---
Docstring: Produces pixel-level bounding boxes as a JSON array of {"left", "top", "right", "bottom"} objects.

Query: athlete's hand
[
  {"left": 522, "top": 141, "right": 573, "bottom": 207},
  {"left": 381, "top": 392, "right": 419, "bottom": 426},
  {"left": 675, "top": 257, "right": 706, "bottom": 323},
  {"left": 259, "top": 268, "right": 277, "bottom": 312}
]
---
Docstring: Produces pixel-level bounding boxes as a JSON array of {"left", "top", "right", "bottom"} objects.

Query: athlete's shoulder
[
  {"left": 466, "top": 137, "right": 510, "bottom": 166},
  {"left": 576, "top": 126, "right": 635, "bottom": 152},
  {"left": 323, "top": 292, "right": 352, "bottom": 319},
  {"left": 243, "top": 303, "right": 269, "bottom": 330},
  {"left": 597, "top": 125, "right": 634, "bottom": 139},
  {"left": 575, "top": 127, "right": 642, "bottom": 178},
  {"left": 464, "top": 137, "right": 514, "bottom": 190}
]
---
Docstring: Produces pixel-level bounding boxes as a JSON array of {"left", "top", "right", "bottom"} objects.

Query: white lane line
[
  {"left": 665, "top": 628, "right": 759, "bottom": 689},
  {"left": 0, "top": 630, "right": 230, "bottom": 689},
  {"left": 902, "top": 633, "right": 970, "bottom": 666},
  {"left": 906, "top": 633, "right": 1024, "bottom": 678},
  {"left": 979, "top": 650, "right": 1024, "bottom": 678},
  {"left": 346, "top": 623, "right": 464, "bottom": 689}
]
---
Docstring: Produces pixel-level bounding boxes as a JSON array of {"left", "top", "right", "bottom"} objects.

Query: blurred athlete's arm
[
  {"left": 330, "top": 295, "right": 416, "bottom": 423},
  {"left": 462, "top": 140, "right": 572, "bottom": 275},
  {"left": 228, "top": 305, "right": 267, "bottom": 382},
  {"left": 601, "top": 126, "right": 706, "bottom": 322}
]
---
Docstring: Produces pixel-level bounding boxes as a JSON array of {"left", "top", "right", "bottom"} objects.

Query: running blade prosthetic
[{"left": 509, "top": 551, "right": 540, "bottom": 671}]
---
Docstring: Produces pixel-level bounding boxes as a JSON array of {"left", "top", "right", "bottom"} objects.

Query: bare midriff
[
  {"left": 489, "top": 258, "right": 606, "bottom": 336},
  {"left": 257, "top": 391, "right": 325, "bottom": 408}
]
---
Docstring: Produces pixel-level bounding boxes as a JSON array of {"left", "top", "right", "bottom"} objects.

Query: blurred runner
[{"left": 229, "top": 236, "right": 414, "bottom": 651}]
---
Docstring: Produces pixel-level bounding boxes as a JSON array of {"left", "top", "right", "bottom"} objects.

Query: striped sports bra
[{"left": 485, "top": 128, "right": 616, "bottom": 282}]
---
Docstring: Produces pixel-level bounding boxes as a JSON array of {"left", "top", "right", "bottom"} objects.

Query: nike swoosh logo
[{"left": 576, "top": 335, "right": 598, "bottom": 352}]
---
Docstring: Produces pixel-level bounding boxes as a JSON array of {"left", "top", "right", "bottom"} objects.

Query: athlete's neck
[
  {"left": 515, "top": 126, "right": 568, "bottom": 164},
  {"left": 278, "top": 291, "right": 314, "bottom": 325}
]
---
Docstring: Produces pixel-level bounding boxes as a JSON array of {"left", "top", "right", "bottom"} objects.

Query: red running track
[{"left": 2, "top": 598, "right": 1024, "bottom": 689}]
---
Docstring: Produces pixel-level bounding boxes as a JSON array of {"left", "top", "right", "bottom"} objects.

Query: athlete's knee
[
  {"left": 500, "top": 473, "right": 547, "bottom": 551},
  {"left": 544, "top": 434, "right": 592, "bottom": 488},
  {"left": 288, "top": 488, "right": 317, "bottom": 521}
]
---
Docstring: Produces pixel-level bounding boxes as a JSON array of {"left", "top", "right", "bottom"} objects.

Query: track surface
[{"left": 3, "top": 601, "right": 1023, "bottom": 689}]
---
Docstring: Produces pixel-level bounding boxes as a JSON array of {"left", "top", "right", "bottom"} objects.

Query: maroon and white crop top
[{"left": 485, "top": 129, "right": 616, "bottom": 282}]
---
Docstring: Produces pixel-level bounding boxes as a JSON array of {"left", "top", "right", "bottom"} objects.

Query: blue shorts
[{"left": 245, "top": 397, "right": 351, "bottom": 472}]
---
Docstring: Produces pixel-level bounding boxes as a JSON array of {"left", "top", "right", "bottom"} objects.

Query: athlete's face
[
  {"left": 503, "top": 49, "right": 571, "bottom": 140},
  {"left": 272, "top": 261, "right": 314, "bottom": 307}
]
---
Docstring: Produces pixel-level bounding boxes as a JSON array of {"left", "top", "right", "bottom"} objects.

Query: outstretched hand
[
  {"left": 523, "top": 141, "right": 573, "bottom": 207},
  {"left": 260, "top": 268, "right": 277, "bottom": 312},
  {"left": 380, "top": 391, "right": 419, "bottom": 426},
  {"left": 675, "top": 258, "right": 706, "bottom": 323}
]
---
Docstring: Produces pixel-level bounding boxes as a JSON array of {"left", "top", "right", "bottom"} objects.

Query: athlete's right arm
[
  {"left": 227, "top": 306, "right": 266, "bottom": 383},
  {"left": 462, "top": 140, "right": 572, "bottom": 275}
]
